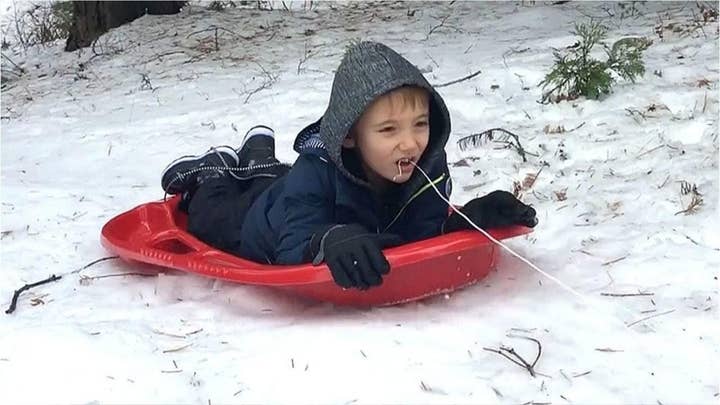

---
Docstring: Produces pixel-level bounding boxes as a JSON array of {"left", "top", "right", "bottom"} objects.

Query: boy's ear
[{"left": 342, "top": 133, "right": 356, "bottom": 148}]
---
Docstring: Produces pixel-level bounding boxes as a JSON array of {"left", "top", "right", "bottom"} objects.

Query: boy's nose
[{"left": 397, "top": 132, "right": 419, "bottom": 153}]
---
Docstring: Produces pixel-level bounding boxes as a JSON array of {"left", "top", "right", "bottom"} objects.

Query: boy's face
[{"left": 344, "top": 87, "right": 430, "bottom": 187}]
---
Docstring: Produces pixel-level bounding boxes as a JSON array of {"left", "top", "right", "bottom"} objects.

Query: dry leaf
[
  {"left": 452, "top": 159, "right": 470, "bottom": 167},
  {"left": 522, "top": 172, "right": 538, "bottom": 189},
  {"left": 512, "top": 180, "right": 522, "bottom": 197},
  {"left": 696, "top": 78, "right": 712, "bottom": 88},
  {"left": 543, "top": 124, "right": 566, "bottom": 134}
]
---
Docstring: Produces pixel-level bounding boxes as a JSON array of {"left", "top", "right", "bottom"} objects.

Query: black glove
[
  {"left": 443, "top": 190, "right": 538, "bottom": 233},
  {"left": 307, "top": 224, "right": 402, "bottom": 290}
]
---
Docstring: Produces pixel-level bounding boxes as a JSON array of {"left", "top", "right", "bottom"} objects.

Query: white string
[
  {"left": 392, "top": 159, "right": 404, "bottom": 182},
  {"left": 409, "top": 161, "right": 655, "bottom": 331}
]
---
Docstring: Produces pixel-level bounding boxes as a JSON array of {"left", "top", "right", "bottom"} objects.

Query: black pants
[{"left": 186, "top": 173, "right": 285, "bottom": 257}]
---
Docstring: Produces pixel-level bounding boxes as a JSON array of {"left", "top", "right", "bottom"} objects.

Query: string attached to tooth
[
  {"left": 392, "top": 160, "right": 404, "bottom": 182},
  {"left": 408, "top": 160, "right": 654, "bottom": 331}
]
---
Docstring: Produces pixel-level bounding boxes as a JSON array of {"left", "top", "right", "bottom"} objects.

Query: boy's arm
[{"left": 273, "top": 155, "right": 336, "bottom": 264}]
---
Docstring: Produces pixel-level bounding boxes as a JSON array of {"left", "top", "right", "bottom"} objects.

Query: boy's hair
[
  {"left": 347, "top": 86, "right": 429, "bottom": 139},
  {"left": 383, "top": 86, "right": 430, "bottom": 112}
]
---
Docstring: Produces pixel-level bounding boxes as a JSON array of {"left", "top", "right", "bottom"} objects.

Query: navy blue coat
[{"left": 238, "top": 129, "right": 452, "bottom": 265}]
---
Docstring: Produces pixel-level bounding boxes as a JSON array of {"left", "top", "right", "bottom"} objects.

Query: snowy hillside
[{"left": 1, "top": 1, "right": 718, "bottom": 404}]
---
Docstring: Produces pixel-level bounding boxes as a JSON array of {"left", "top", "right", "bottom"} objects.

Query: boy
[{"left": 161, "top": 41, "right": 537, "bottom": 290}]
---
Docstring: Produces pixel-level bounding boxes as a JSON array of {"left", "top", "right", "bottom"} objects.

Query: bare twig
[
  {"left": 5, "top": 255, "right": 120, "bottom": 314},
  {"left": 297, "top": 41, "right": 311, "bottom": 74},
  {"left": 502, "top": 47, "right": 530, "bottom": 68},
  {"left": 572, "top": 370, "right": 592, "bottom": 378},
  {"left": 626, "top": 308, "right": 676, "bottom": 327},
  {"left": 675, "top": 194, "right": 704, "bottom": 215},
  {"left": 433, "top": 69, "right": 482, "bottom": 88},
  {"left": 483, "top": 334, "right": 543, "bottom": 377},
  {"left": 153, "top": 329, "right": 187, "bottom": 339},
  {"left": 507, "top": 334, "right": 542, "bottom": 368},
  {"left": 636, "top": 144, "right": 666, "bottom": 158},
  {"left": 425, "top": 14, "right": 461, "bottom": 40},
  {"left": 483, "top": 347, "right": 527, "bottom": 368},
  {"left": 5, "top": 274, "right": 61, "bottom": 314},
  {"left": 242, "top": 80, "right": 273, "bottom": 104},
  {"left": 601, "top": 256, "right": 627, "bottom": 266},
  {"left": 1, "top": 52, "right": 25, "bottom": 74},
  {"left": 142, "top": 50, "right": 188, "bottom": 65},
  {"left": 80, "top": 272, "right": 155, "bottom": 284},
  {"left": 70, "top": 256, "right": 120, "bottom": 275},
  {"left": 162, "top": 343, "right": 193, "bottom": 353},
  {"left": 187, "top": 25, "right": 253, "bottom": 41},
  {"left": 601, "top": 292, "right": 654, "bottom": 297},
  {"left": 567, "top": 121, "right": 586, "bottom": 132}
]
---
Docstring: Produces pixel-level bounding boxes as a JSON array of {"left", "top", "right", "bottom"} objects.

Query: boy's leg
[
  {"left": 186, "top": 175, "right": 248, "bottom": 256},
  {"left": 182, "top": 125, "right": 290, "bottom": 256},
  {"left": 187, "top": 168, "right": 290, "bottom": 256}
]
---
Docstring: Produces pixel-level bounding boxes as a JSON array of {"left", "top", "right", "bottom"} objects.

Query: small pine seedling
[{"left": 540, "top": 21, "right": 651, "bottom": 103}]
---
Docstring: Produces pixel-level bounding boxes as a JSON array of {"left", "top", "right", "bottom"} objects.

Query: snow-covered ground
[{"left": 1, "top": 1, "right": 718, "bottom": 404}]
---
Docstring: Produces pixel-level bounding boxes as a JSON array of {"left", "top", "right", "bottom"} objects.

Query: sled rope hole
[{"left": 410, "top": 161, "right": 654, "bottom": 332}]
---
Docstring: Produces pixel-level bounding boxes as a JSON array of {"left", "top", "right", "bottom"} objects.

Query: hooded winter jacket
[{"left": 238, "top": 41, "right": 453, "bottom": 264}]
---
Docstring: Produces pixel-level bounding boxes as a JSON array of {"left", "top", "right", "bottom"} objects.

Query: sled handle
[{"left": 149, "top": 229, "right": 213, "bottom": 255}]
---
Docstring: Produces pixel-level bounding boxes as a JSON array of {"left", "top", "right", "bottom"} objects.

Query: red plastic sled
[{"left": 101, "top": 196, "right": 532, "bottom": 306}]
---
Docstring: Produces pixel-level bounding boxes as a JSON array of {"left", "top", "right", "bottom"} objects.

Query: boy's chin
[{"left": 386, "top": 170, "right": 413, "bottom": 183}]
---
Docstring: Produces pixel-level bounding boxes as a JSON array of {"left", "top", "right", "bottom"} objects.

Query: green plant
[{"left": 540, "top": 21, "right": 651, "bottom": 103}]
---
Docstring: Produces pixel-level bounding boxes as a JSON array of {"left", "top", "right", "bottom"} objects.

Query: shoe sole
[
  {"left": 161, "top": 146, "right": 239, "bottom": 194},
  {"left": 243, "top": 125, "right": 275, "bottom": 140}
]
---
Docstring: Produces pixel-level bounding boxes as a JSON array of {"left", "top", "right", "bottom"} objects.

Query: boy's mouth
[{"left": 396, "top": 157, "right": 414, "bottom": 168}]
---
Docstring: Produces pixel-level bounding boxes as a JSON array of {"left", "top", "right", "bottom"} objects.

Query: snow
[{"left": 1, "top": 1, "right": 719, "bottom": 404}]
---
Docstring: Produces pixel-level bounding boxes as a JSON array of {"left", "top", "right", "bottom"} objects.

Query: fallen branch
[
  {"left": 483, "top": 334, "right": 543, "bottom": 377},
  {"left": 457, "top": 128, "right": 536, "bottom": 162},
  {"left": 6, "top": 274, "right": 61, "bottom": 314},
  {"left": 5, "top": 255, "right": 120, "bottom": 314},
  {"left": 433, "top": 69, "right": 482, "bottom": 88}
]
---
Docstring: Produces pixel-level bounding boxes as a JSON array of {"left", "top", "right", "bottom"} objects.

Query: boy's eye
[
  {"left": 415, "top": 121, "right": 429, "bottom": 127},
  {"left": 379, "top": 126, "right": 395, "bottom": 133}
]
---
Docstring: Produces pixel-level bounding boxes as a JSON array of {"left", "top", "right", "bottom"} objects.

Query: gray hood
[{"left": 319, "top": 41, "right": 451, "bottom": 187}]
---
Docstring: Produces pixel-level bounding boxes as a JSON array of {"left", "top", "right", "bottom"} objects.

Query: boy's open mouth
[{"left": 397, "top": 158, "right": 414, "bottom": 168}]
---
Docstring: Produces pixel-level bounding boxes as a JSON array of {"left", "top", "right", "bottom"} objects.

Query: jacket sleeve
[
  {"left": 397, "top": 154, "right": 452, "bottom": 243},
  {"left": 274, "top": 155, "right": 336, "bottom": 264}
]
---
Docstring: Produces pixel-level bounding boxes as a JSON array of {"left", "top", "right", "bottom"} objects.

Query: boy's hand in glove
[
  {"left": 308, "top": 224, "right": 402, "bottom": 290},
  {"left": 443, "top": 190, "right": 538, "bottom": 233}
]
